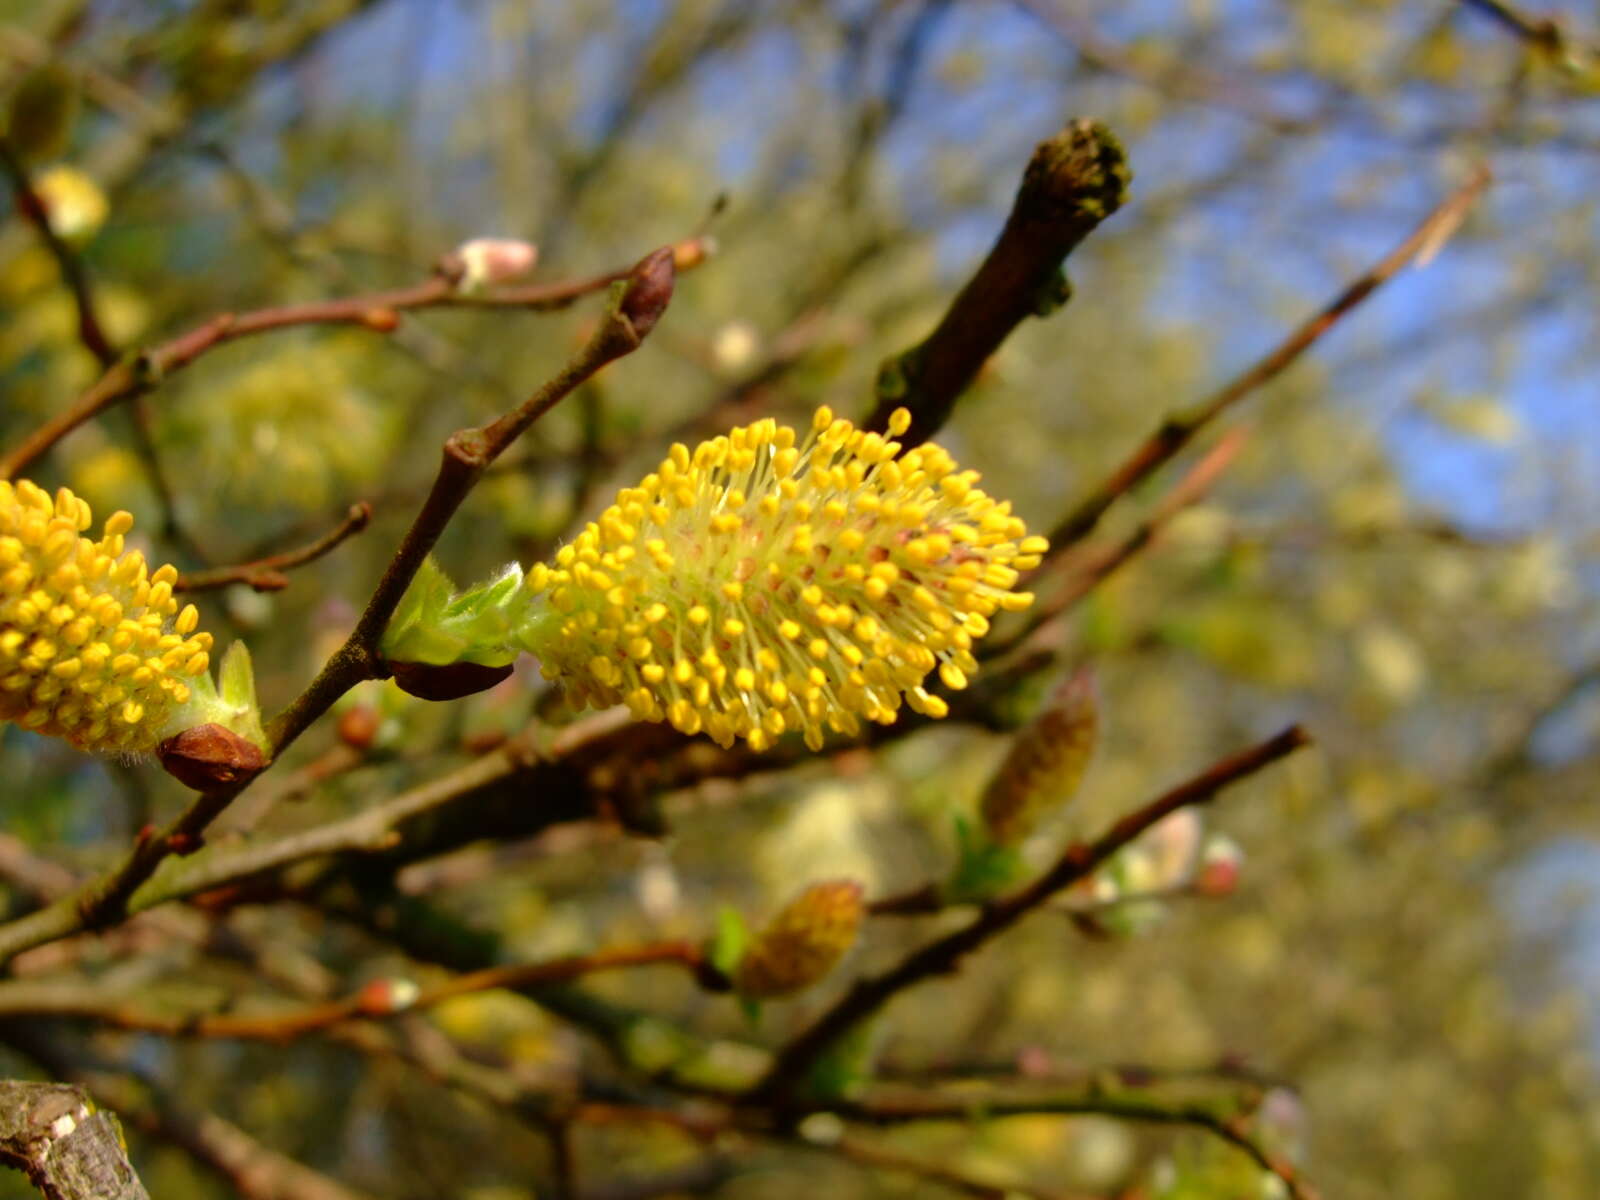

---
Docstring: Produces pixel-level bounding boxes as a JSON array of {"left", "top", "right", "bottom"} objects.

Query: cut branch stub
[
  {"left": 865, "top": 118, "right": 1130, "bottom": 447},
  {"left": 0, "top": 1080, "right": 150, "bottom": 1200}
]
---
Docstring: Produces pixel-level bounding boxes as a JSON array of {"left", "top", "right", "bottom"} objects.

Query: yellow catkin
[
  {"left": 0, "top": 481, "right": 213, "bottom": 753},
  {"left": 526, "top": 407, "right": 1043, "bottom": 751},
  {"left": 734, "top": 879, "right": 865, "bottom": 998},
  {"left": 980, "top": 669, "right": 1098, "bottom": 846}
]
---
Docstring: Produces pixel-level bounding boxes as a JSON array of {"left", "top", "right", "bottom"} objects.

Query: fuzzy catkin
[
  {"left": 524, "top": 406, "right": 1044, "bottom": 751},
  {"left": 735, "top": 880, "right": 866, "bottom": 998},
  {"left": 0, "top": 480, "right": 212, "bottom": 753},
  {"left": 980, "top": 670, "right": 1098, "bottom": 846}
]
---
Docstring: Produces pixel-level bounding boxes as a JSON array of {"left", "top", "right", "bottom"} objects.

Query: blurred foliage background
[{"left": 1, "top": 0, "right": 1598, "bottom": 1198}]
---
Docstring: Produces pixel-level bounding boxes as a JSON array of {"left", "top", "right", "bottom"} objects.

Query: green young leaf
[
  {"left": 163, "top": 640, "right": 268, "bottom": 753},
  {"left": 218, "top": 639, "right": 257, "bottom": 712},
  {"left": 382, "top": 557, "right": 534, "bottom": 669},
  {"left": 386, "top": 557, "right": 456, "bottom": 643},
  {"left": 709, "top": 905, "right": 750, "bottom": 978},
  {"left": 944, "top": 813, "right": 1026, "bottom": 904}
]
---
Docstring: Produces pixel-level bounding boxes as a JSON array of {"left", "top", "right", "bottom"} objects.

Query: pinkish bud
[
  {"left": 1193, "top": 834, "right": 1243, "bottom": 897},
  {"left": 455, "top": 238, "right": 539, "bottom": 290},
  {"left": 356, "top": 977, "right": 420, "bottom": 1016}
]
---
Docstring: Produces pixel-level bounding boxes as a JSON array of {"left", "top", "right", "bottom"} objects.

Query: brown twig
[
  {"left": 753, "top": 725, "right": 1311, "bottom": 1101},
  {"left": 862, "top": 118, "right": 1129, "bottom": 447},
  {"left": 0, "top": 133, "right": 221, "bottom": 559},
  {"left": 10, "top": 707, "right": 633, "bottom": 946},
  {"left": 261, "top": 248, "right": 675, "bottom": 757},
  {"left": 0, "top": 942, "right": 707, "bottom": 1042},
  {"left": 175, "top": 502, "right": 373, "bottom": 593},
  {"left": 0, "top": 236, "right": 709, "bottom": 480},
  {"left": 0, "top": 137, "right": 117, "bottom": 368},
  {"left": 1044, "top": 166, "right": 1491, "bottom": 554},
  {"left": 1459, "top": 0, "right": 1587, "bottom": 60},
  {"left": 990, "top": 428, "right": 1248, "bottom": 657}
]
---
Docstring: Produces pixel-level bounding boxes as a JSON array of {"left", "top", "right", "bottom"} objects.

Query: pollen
[
  {"left": 524, "top": 407, "right": 1040, "bottom": 751},
  {"left": 0, "top": 481, "right": 213, "bottom": 753}
]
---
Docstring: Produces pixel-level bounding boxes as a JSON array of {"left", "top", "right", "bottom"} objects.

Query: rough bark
[{"left": 0, "top": 1080, "right": 149, "bottom": 1200}]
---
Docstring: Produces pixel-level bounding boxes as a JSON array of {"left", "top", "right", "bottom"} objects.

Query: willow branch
[
  {"left": 988, "top": 428, "right": 1247, "bottom": 657},
  {"left": 175, "top": 502, "right": 373, "bottom": 593},
  {"left": 754, "top": 725, "right": 1311, "bottom": 1101},
  {"left": 0, "top": 704, "right": 637, "bottom": 967},
  {"left": 262, "top": 246, "right": 676, "bottom": 759},
  {"left": 90, "top": 708, "right": 632, "bottom": 929},
  {"left": 1044, "top": 166, "right": 1490, "bottom": 554},
  {"left": 0, "top": 254, "right": 674, "bottom": 969},
  {"left": 862, "top": 118, "right": 1129, "bottom": 446},
  {"left": 0, "top": 236, "right": 707, "bottom": 480}
]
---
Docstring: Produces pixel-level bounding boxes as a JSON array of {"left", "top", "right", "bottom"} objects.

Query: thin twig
[
  {"left": 0, "top": 134, "right": 220, "bottom": 558},
  {"left": 0, "top": 237, "right": 709, "bottom": 480},
  {"left": 1043, "top": 167, "right": 1491, "bottom": 554},
  {"left": 989, "top": 428, "right": 1247, "bottom": 657},
  {"left": 0, "top": 941, "right": 707, "bottom": 1041},
  {"left": 1459, "top": 0, "right": 1586, "bottom": 58},
  {"left": 3, "top": 707, "right": 633, "bottom": 955},
  {"left": 753, "top": 726, "right": 1311, "bottom": 1101},
  {"left": 0, "top": 137, "right": 117, "bottom": 367},
  {"left": 175, "top": 502, "right": 373, "bottom": 593}
]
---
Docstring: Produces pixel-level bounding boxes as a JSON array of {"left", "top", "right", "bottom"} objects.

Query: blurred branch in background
[{"left": 1043, "top": 164, "right": 1491, "bottom": 556}]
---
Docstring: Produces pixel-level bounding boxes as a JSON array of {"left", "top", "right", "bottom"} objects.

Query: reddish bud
[
  {"left": 337, "top": 704, "right": 381, "bottom": 751},
  {"left": 1194, "top": 857, "right": 1240, "bottom": 897},
  {"left": 355, "top": 977, "right": 420, "bottom": 1016},
  {"left": 1193, "top": 834, "right": 1243, "bottom": 897},
  {"left": 361, "top": 307, "right": 400, "bottom": 332},
  {"left": 619, "top": 247, "right": 676, "bottom": 339},
  {"left": 157, "top": 723, "right": 268, "bottom": 791}
]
